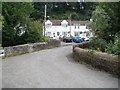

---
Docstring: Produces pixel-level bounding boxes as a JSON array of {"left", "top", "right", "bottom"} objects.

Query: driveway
[{"left": 2, "top": 46, "right": 118, "bottom": 88}]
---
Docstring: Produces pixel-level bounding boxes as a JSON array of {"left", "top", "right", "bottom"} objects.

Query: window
[
  {"left": 61, "top": 20, "right": 68, "bottom": 27},
  {"left": 47, "top": 32, "right": 51, "bottom": 36},
  {"left": 62, "top": 32, "right": 67, "bottom": 36},
  {"left": 57, "top": 32, "right": 59, "bottom": 36},
  {"left": 53, "top": 33, "right": 55, "bottom": 37},
  {"left": 47, "top": 24, "right": 51, "bottom": 25},
  {"left": 46, "top": 23, "right": 52, "bottom": 28},
  {"left": 78, "top": 24, "right": 80, "bottom": 29},
  {"left": 74, "top": 24, "right": 80, "bottom": 29},
  {"left": 75, "top": 25, "right": 76, "bottom": 29},
  {"left": 74, "top": 32, "right": 79, "bottom": 37},
  {"left": 62, "top": 24, "right": 67, "bottom": 27}
]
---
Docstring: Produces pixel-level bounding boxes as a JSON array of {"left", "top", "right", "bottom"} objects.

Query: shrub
[
  {"left": 87, "top": 49, "right": 95, "bottom": 57},
  {"left": 41, "top": 36, "right": 51, "bottom": 42},
  {"left": 90, "top": 36, "right": 107, "bottom": 52},
  {"left": 105, "top": 35, "right": 120, "bottom": 55},
  {"left": 21, "top": 20, "right": 44, "bottom": 44}
]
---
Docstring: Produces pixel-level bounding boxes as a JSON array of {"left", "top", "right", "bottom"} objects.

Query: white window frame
[{"left": 47, "top": 32, "right": 51, "bottom": 36}]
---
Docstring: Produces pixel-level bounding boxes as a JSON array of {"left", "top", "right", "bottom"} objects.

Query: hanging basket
[{"left": 80, "top": 32, "right": 82, "bottom": 34}]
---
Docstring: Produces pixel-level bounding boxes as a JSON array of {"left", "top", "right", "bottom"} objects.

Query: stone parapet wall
[
  {"left": 73, "top": 42, "right": 119, "bottom": 75},
  {"left": 4, "top": 40, "right": 61, "bottom": 57}
]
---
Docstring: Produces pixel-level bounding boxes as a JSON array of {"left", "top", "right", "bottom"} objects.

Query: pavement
[
  {"left": 2, "top": 45, "right": 118, "bottom": 88},
  {"left": 61, "top": 41, "right": 74, "bottom": 46}
]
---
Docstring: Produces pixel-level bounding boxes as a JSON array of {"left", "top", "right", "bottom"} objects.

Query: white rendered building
[{"left": 44, "top": 20, "right": 93, "bottom": 39}]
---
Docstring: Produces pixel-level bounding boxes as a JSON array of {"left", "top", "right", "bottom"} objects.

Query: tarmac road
[{"left": 2, "top": 45, "right": 118, "bottom": 88}]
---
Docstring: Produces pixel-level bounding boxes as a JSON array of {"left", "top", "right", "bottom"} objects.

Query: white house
[{"left": 44, "top": 20, "right": 93, "bottom": 39}]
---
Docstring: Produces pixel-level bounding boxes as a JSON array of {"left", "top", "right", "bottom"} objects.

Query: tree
[
  {"left": 88, "top": 2, "right": 120, "bottom": 42},
  {"left": 0, "top": 15, "right": 3, "bottom": 45},
  {"left": 31, "top": 2, "right": 98, "bottom": 21},
  {"left": 22, "top": 19, "right": 43, "bottom": 43},
  {"left": 2, "top": 2, "right": 43, "bottom": 47},
  {"left": 99, "top": 2, "right": 120, "bottom": 37},
  {"left": 88, "top": 2, "right": 120, "bottom": 55},
  {"left": 88, "top": 6, "right": 110, "bottom": 38}
]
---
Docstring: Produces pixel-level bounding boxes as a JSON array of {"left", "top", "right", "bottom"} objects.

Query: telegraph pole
[
  {"left": 44, "top": 4, "right": 47, "bottom": 37},
  {"left": 69, "top": 14, "right": 72, "bottom": 37}
]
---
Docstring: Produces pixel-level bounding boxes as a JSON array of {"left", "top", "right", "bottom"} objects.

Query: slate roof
[{"left": 49, "top": 20, "right": 88, "bottom": 26}]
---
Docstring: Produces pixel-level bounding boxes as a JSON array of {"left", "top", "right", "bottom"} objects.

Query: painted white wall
[{"left": 44, "top": 20, "right": 93, "bottom": 39}]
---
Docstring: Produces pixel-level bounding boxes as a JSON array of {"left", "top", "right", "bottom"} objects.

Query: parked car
[
  {"left": 0, "top": 49, "right": 5, "bottom": 57},
  {"left": 73, "top": 37, "right": 84, "bottom": 43},
  {"left": 84, "top": 37, "right": 90, "bottom": 41},
  {"left": 63, "top": 36, "right": 72, "bottom": 42},
  {"left": 89, "top": 37, "right": 92, "bottom": 41}
]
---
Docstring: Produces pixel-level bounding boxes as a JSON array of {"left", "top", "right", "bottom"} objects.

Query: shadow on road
[
  {"left": 66, "top": 52, "right": 118, "bottom": 78},
  {"left": 66, "top": 53, "right": 77, "bottom": 63}
]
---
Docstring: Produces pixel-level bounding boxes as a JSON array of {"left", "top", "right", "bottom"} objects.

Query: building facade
[{"left": 44, "top": 20, "right": 93, "bottom": 39}]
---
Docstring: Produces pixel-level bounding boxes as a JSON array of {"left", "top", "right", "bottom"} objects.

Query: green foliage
[
  {"left": 0, "top": 15, "right": 3, "bottom": 44},
  {"left": 88, "top": 6, "right": 110, "bottom": 38},
  {"left": 42, "top": 36, "right": 51, "bottom": 42},
  {"left": 88, "top": 2, "right": 120, "bottom": 55},
  {"left": 0, "top": 30, "right": 1, "bottom": 44},
  {"left": 88, "top": 2, "right": 120, "bottom": 41},
  {"left": 90, "top": 36, "right": 107, "bottom": 52},
  {"left": 105, "top": 35, "right": 120, "bottom": 55},
  {"left": 87, "top": 49, "right": 95, "bottom": 57},
  {"left": 2, "top": 2, "right": 44, "bottom": 47},
  {"left": 2, "top": 2, "right": 33, "bottom": 25},
  {"left": 99, "top": 2, "right": 120, "bottom": 35},
  {"left": 0, "top": 16, "right": 4, "bottom": 28},
  {"left": 31, "top": 2, "right": 98, "bottom": 21},
  {"left": 23, "top": 20, "right": 43, "bottom": 43}
]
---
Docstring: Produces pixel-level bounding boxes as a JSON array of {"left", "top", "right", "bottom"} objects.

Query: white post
[
  {"left": 44, "top": 4, "right": 47, "bottom": 36},
  {"left": 70, "top": 14, "right": 72, "bottom": 37}
]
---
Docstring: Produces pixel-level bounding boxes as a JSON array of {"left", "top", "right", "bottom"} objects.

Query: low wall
[
  {"left": 73, "top": 42, "right": 119, "bottom": 75},
  {"left": 4, "top": 40, "right": 61, "bottom": 57}
]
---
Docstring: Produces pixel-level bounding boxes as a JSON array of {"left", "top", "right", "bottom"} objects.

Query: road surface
[{"left": 2, "top": 45, "right": 118, "bottom": 88}]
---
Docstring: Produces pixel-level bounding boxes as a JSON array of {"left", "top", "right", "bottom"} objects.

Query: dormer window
[
  {"left": 45, "top": 20, "right": 52, "bottom": 28},
  {"left": 47, "top": 23, "right": 51, "bottom": 26},
  {"left": 46, "top": 24, "right": 52, "bottom": 28},
  {"left": 62, "top": 24, "right": 67, "bottom": 27},
  {"left": 61, "top": 20, "right": 68, "bottom": 27}
]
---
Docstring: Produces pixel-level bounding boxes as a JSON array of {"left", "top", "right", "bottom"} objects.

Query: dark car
[
  {"left": 73, "top": 37, "right": 84, "bottom": 43},
  {"left": 63, "top": 36, "right": 72, "bottom": 42},
  {"left": 0, "top": 49, "right": 5, "bottom": 57}
]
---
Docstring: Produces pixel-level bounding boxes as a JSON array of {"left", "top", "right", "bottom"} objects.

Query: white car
[
  {"left": 0, "top": 50, "right": 5, "bottom": 57},
  {"left": 84, "top": 38, "right": 90, "bottom": 41}
]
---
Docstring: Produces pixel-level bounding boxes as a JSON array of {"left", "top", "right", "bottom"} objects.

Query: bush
[
  {"left": 24, "top": 20, "right": 43, "bottom": 43},
  {"left": 105, "top": 35, "right": 120, "bottom": 55},
  {"left": 90, "top": 36, "right": 107, "bottom": 52},
  {"left": 43, "top": 36, "right": 51, "bottom": 42}
]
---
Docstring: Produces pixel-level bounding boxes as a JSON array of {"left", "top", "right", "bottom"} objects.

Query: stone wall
[
  {"left": 4, "top": 40, "right": 61, "bottom": 57},
  {"left": 73, "top": 42, "right": 119, "bottom": 75}
]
